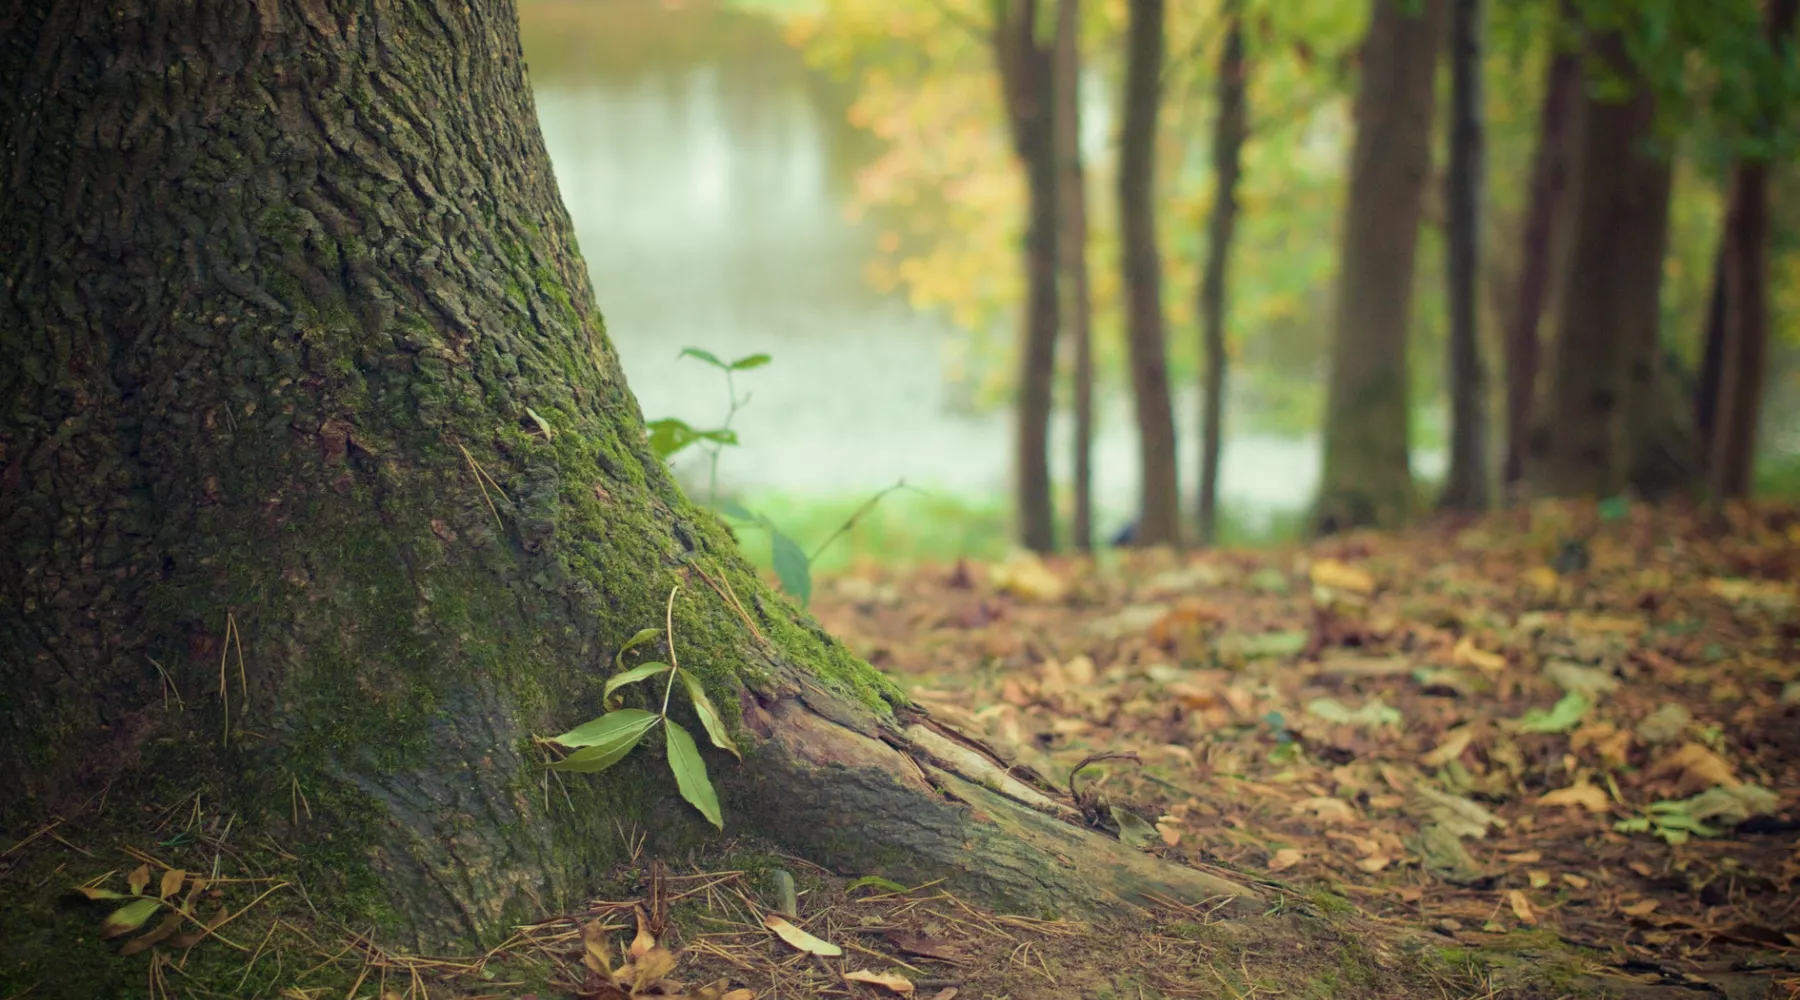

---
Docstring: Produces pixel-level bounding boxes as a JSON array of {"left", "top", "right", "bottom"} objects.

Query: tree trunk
[
  {"left": 1055, "top": 0, "right": 1095, "bottom": 552},
  {"left": 0, "top": 0, "right": 1254, "bottom": 956},
  {"left": 1196, "top": 1, "right": 1247, "bottom": 546},
  {"left": 1119, "top": 0, "right": 1182, "bottom": 547},
  {"left": 1439, "top": 0, "right": 1490, "bottom": 511},
  {"left": 1315, "top": 0, "right": 1445, "bottom": 534},
  {"left": 1527, "top": 32, "right": 1672, "bottom": 498},
  {"left": 1695, "top": 245, "right": 1729, "bottom": 457},
  {"left": 995, "top": 0, "right": 1061, "bottom": 552},
  {"left": 1502, "top": 10, "right": 1580, "bottom": 492},
  {"left": 1708, "top": 0, "right": 1800, "bottom": 499}
]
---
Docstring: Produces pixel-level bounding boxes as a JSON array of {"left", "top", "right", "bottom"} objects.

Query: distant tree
[
  {"left": 1502, "top": 4, "right": 1581, "bottom": 493},
  {"left": 1054, "top": 0, "right": 1095, "bottom": 551},
  {"left": 1706, "top": 0, "right": 1800, "bottom": 499},
  {"left": 1315, "top": 0, "right": 1445, "bottom": 534},
  {"left": 1119, "top": 0, "right": 1182, "bottom": 547},
  {"left": 1196, "top": 0, "right": 1247, "bottom": 545},
  {"left": 1439, "top": 0, "right": 1490, "bottom": 511},
  {"left": 993, "top": 0, "right": 1061, "bottom": 551}
]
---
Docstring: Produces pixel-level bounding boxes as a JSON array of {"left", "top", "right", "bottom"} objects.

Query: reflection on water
[{"left": 521, "top": 0, "right": 1350, "bottom": 526}]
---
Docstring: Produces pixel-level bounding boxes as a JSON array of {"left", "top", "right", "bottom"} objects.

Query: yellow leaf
[
  {"left": 1292, "top": 796, "right": 1358, "bottom": 824},
  {"left": 1267, "top": 848, "right": 1305, "bottom": 872},
  {"left": 158, "top": 869, "right": 185, "bottom": 900},
  {"left": 1356, "top": 854, "right": 1392, "bottom": 873},
  {"left": 1502, "top": 850, "right": 1542, "bottom": 863},
  {"left": 127, "top": 865, "right": 150, "bottom": 896},
  {"left": 1528, "top": 870, "right": 1551, "bottom": 889},
  {"left": 845, "top": 968, "right": 917, "bottom": 993},
  {"left": 1535, "top": 782, "right": 1610, "bottom": 813},
  {"left": 1451, "top": 636, "right": 1507, "bottom": 675},
  {"left": 1423, "top": 727, "right": 1474, "bottom": 767},
  {"left": 989, "top": 553, "right": 1068, "bottom": 602},
  {"left": 1523, "top": 566, "right": 1559, "bottom": 593},
  {"left": 1507, "top": 890, "right": 1537, "bottom": 925},
  {"left": 630, "top": 907, "right": 655, "bottom": 959},
  {"left": 1621, "top": 898, "right": 1659, "bottom": 917},
  {"left": 1309, "top": 559, "right": 1374, "bottom": 595},
  {"left": 1156, "top": 822, "right": 1182, "bottom": 847},
  {"left": 764, "top": 914, "right": 842, "bottom": 956},
  {"left": 1647, "top": 743, "right": 1739, "bottom": 791},
  {"left": 626, "top": 946, "right": 676, "bottom": 993},
  {"left": 1561, "top": 873, "right": 1591, "bottom": 889},
  {"left": 581, "top": 919, "right": 613, "bottom": 978}
]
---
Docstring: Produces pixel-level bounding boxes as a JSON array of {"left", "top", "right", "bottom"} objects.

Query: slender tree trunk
[
  {"left": 994, "top": 0, "right": 1061, "bottom": 552},
  {"left": 1315, "top": 0, "right": 1445, "bottom": 534},
  {"left": 1503, "top": 13, "right": 1581, "bottom": 493},
  {"left": 0, "top": 0, "right": 1253, "bottom": 960},
  {"left": 1527, "top": 32, "right": 1671, "bottom": 498},
  {"left": 1120, "top": 0, "right": 1182, "bottom": 546},
  {"left": 1054, "top": 0, "right": 1095, "bottom": 552},
  {"left": 1196, "top": 1, "right": 1247, "bottom": 545},
  {"left": 1695, "top": 246, "right": 1729, "bottom": 454},
  {"left": 1709, "top": 0, "right": 1800, "bottom": 498},
  {"left": 1439, "top": 0, "right": 1490, "bottom": 510}
]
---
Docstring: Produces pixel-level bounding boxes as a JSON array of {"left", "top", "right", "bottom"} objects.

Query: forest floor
[{"left": 6, "top": 500, "right": 1797, "bottom": 1000}]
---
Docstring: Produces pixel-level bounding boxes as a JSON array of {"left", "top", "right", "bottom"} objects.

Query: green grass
[{"left": 1755, "top": 451, "right": 1800, "bottom": 498}]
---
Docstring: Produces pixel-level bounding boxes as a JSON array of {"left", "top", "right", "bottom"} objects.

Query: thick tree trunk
[
  {"left": 0, "top": 0, "right": 1253, "bottom": 955},
  {"left": 1502, "top": 13, "right": 1580, "bottom": 492},
  {"left": 1527, "top": 33, "right": 1674, "bottom": 498},
  {"left": 1120, "top": 0, "right": 1182, "bottom": 547},
  {"left": 1708, "top": 0, "right": 1800, "bottom": 498},
  {"left": 995, "top": 0, "right": 1061, "bottom": 552},
  {"left": 1439, "top": 0, "right": 1490, "bottom": 511},
  {"left": 1054, "top": 0, "right": 1095, "bottom": 552},
  {"left": 1196, "top": 1, "right": 1247, "bottom": 546},
  {"left": 1315, "top": 0, "right": 1444, "bottom": 534}
]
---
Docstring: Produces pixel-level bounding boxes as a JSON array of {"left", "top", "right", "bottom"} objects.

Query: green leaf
[
  {"left": 1110, "top": 806, "right": 1159, "bottom": 849},
  {"left": 846, "top": 875, "right": 910, "bottom": 895},
  {"left": 550, "top": 713, "right": 659, "bottom": 774},
  {"left": 550, "top": 707, "right": 659, "bottom": 749},
  {"left": 604, "top": 662, "right": 672, "bottom": 709},
  {"left": 646, "top": 418, "right": 700, "bottom": 459},
  {"left": 665, "top": 721, "right": 723, "bottom": 829},
  {"left": 1597, "top": 496, "right": 1629, "bottom": 522},
  {"left": 716, "top": 499, "right": 756, "bottom": 522},
  {"left": 679, "top": 347, "right": 728, "bottom": 369},
  {"left": 75, "top": 885, "right": 130, "bottom": 900},
  {"left": 524, "top": 406, "right": 554, "bottom": 441},
  {"left": 101, "top": 898, "right": 162, "bottom": 939},
  {"left": 769, "top": 528, "right": 812, "bottom": 606},
  {"left": 1515, "top": 692, "right": 1591, "bottom": 734},
  {"left": 614, "top": 627, "right": 663, "bottom": 671},
  {"left": 679, "top": 669, "right": 741, "bottom": 759},
  {"left": 728, "top": 352, "right": 772, "bottom": 371},
  {"left": 695, "top": 428, "right": 739, "bottom": 447}
]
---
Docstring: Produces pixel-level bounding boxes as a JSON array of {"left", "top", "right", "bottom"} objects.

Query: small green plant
[
  {"left": 543, "top": 587, "right": 739, "bottom": 829},
  {"left": 645, "top": 347, "right": 768, "bottom": 504}
]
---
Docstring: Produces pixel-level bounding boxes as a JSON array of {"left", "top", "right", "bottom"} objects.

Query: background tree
[
  {"left": 1196, "top": 0, "right": 1248, "bottom": 545},
  {"left": 1707, "top": 0, "right": 1800, "bottom": 499},
  {"left": 1439, "top": 0, "right": 1491, "bottom": 511},
  {"left": 1502, "top": 4, "right": 1581, "bottom": 493},
  {"left": 1315, "top": 0, "right": 1446, "bottom": 533},
  {"left": 993, "top": 0, "right": 1061, "bottom": 551},
  {"left": 0, "top": 0, "right": 1256, "bottom": 954},
  {"left": 1055, "top": 0, "right": 1095, "bottom": 551},
  {"left": 1119, "top": 0, "right": 1182, "bottom": 546}
]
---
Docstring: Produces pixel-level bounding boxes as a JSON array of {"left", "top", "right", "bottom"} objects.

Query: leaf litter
[{"left": 809, "top": 500, "right": 1800, "bottom": 983}]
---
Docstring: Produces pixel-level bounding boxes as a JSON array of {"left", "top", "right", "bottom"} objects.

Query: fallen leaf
[
  {"left": 1306, "top": 697, "right": 1402, "bottom": 730},
  {"left": 1267, "top": 848, "right": 1305, "bottom": 872},
  {"left": 1111, "top": 806, "right": 1159, "bottom": 848},
  {"left": 1646, "top": 743, "right": 1738, "bottom": 792},
  {"left": 1528, "top": 870, "right": 1551, "bottom": 889},
  {"left": 845, "top": 969, "right": 916, "bottom": 993},
  {"left": 1310, "top": 559, "right": 1375, "bottom": 595},
  {"left": 158, "top": 869, "right": 185, "bottom": 900},
  {"left": 1451, "top": 636, "right": 1507, "bottom": 675},
  {"left": 101, "top": 898, "right": 161, "bottom": 938},
  {"left": 1561, "top": 873, "right": 1590, "bottom": 889},
  {"left": 1536, "top": 782, "right": 1610, "bottom": 813},
  {"left": 990, "top": 554, "right": 1067, "bottom": 602},
  {"left": 624, "top": 946, "right": 677, "bottom": 993},
  {"left": 1622, "top": 899, "right": 1659, "bottom": 917},
  {"left": 1502, "top": 850, "right": 1542, "bottom": 864},
  {"left": 630, "top": 907, "right": 655, "bottom": 959},
  {"left": 1156, "top": 821, "right": 1182, "bottom": 847},
  {"left": 582, "top": 919, "right": 614, "bottom": 978},
  {"left": 1507, "top": 890, "right": 1538, "bottom": 925},
  {"left": 764, "top": 914, "right": 842, "bottom": 956},
  {"left": 127, "top": 865, "right": 151, "bottom": 896},
  {"left": 1356, "top": 854, "right": 1392, "bottom": 873},
  {"left": 1423, "top": 727, "right": 1475, "bottom": 767},
  {"left": 1635, "top": 703, "right": 1692, "bottom": 744},
  {"left": 1408, "top": 787, "right": 1504, "bottom": 839},
  {"left": 1293, "top": 796, "right": 1359, "bottom": 823}
]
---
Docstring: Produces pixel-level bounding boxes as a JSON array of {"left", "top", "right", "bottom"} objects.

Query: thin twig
[{"left": 658, "top": 585, "right": 682, "bottom": 717}]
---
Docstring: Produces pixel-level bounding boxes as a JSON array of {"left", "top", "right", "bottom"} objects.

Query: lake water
[{"left": 519, "top": 0, "right": 1375, "bottom": 529}]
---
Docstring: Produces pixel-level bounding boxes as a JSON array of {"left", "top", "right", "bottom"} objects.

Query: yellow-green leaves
[
  {"left": 665, "top": 721, "right": 722, "bottom": 829},
  {"left": 680, "top": 669, "right": 740, "bottom": 759},
  {"left": 604, "top": 662, "right": 672, "bottom": 709},
  {"left": 100, "top": 898, "right": 161, "bottom": 938},
  {"left": 549, "top": 709, "right": 659, "bottom": 773}
]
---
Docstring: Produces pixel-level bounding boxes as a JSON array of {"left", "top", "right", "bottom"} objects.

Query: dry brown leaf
[
  {"left": 928, "top": 990, "right": 959, "bottom": 1000},
  {"left": 158, "top": 869, "right": 185, "bottom": 900},
  {"left": 1528, "top": 870, "right": 1551, "bottom": 889},
  {"left": 721, "top": 991, "right": 755, "bottom": 1000},
  {"left": 1356, "top": 855, "right": 1393, "bottom": 873},
  {"left": 1646, "top": 743, "right": 1738, "bottom": 792},
  {"left": 1423, "top": 727, "right": 1475, "bottom": 767},
  {"left": 845, "top": 969, "right": 916, "bottom": 993},
  {"left": 1561, "top": 873, "right": 1591, "bottom": 890},
  {"left": 1621, "top": 899, "right": 1659, "bottom": 917},
  {"left": 582, "top": 919, "right": 614, "bottom": 978},
  {"left": 1293, "top": 796, "right": 1358, "bottom": 824},
  {"left": 1451, "top": 636, "right": 1507, "bottom": 675},
  {"left": 1310, "top": 559, "right": 1375, "bottom": 595},
  {"left": 1267, "top": 848, "right": 1305, "bottom": 872},
  {"left": 630, "top": 906, "right": 656, "bottom": 959},
  {"left": 1156, "top": 822, "right": 1182, "bottom": 847},
  {"left": 1535, "top": 782, "right": 1610, "bottom": 813},
  {"left": 625, "top": 946, "right": 677, "bottom": 993},
  {"left": 764, "top": 914, "right": 842, "bottom": 956},
  {"left": 127, "top": 864, "right": 151, "bottom": 896},
  {"left": 1502, "top": 850, "right": 1542, "bottom": 863},
  {"left": 1507, "top": 890, "right": 1538, "bottom": 925}
]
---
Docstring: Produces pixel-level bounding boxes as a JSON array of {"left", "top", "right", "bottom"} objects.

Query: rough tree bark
[
  {"left": 1708, "top": 0, "right": 1800, "bottom": 499},
  {"left": 1439, "top": 0, "right": 1490, "bottom": 511},
  {"left": 994, "top": 0, "right": 1061, "bottom": 552},
  {"left": 1119, "top": 0, "right": 1182, "bottom": 547},
  {"left": 1054, "top": 0, "right": 1095, "bottom": 551},
  {"left": 1527, "top": 32, "right": 1675, "bottom": 498},
  {"left": 0, "top": 0, "right": 1254, "bottom": 958},
  {"left": 1315, "top": 0, "right": 1445, "bottom": 534},
  {"left": 1502, "top": 7, "right": 1580, "bottom": 492},
  {"left": 1196, "top": 0, "right": 1247, "bottom": 546}
]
